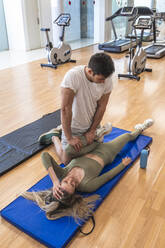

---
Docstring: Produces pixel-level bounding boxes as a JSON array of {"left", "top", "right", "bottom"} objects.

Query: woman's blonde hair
[{"left": 22, "top": 189, "right": 100, "bottom": 224}]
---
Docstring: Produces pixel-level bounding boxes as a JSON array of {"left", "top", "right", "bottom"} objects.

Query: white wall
[
  {"left": 38, "top": 0, "right": 52, "bottom": 48},
  {"left": 3, "top": 0, "right": 26, "bottom": 50},
  {"left": 22, "top": 0, "right": 41, "bottom": 50},
  {"left": 3, "top": 0, "right": 42, "bottom": 51},
  {"left": 94, "top": 0, "right": 112, "bottom": 43}
]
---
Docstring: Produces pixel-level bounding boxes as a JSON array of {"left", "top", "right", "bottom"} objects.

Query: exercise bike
[
  {"left": 40, "top": 13, "right": 76, "bottom": 69},
  {"left": 118, "top": 15, "right": 153, "bottom": 81}
]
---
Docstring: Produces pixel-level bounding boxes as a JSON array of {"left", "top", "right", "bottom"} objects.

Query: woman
[{"left": 23, "top": 119, "right": 153, "bottom": 222}]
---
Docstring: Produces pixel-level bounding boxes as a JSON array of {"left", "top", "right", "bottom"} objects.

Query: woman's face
[{"left": 60, "top": 176, "right": 76, "bottom": 194}]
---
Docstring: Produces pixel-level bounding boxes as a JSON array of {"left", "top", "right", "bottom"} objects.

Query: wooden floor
[{"left": 0, "top": 44, "right": 165, "bottom": 248}]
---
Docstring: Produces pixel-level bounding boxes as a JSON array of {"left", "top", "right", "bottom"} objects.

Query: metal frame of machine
[
  {"left": 144, "top": 12, "right": 165, "bottom": 59},
  {"left": 99, "top": 6, "right": 154, "bottom": 53}
]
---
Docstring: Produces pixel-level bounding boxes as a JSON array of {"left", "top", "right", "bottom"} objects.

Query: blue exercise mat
[
  {"left": 1, "top": 127, "right": 152, "bottom": 248},
  {"left": 0, "top": 110, "right": 61, "bottom": 175}
]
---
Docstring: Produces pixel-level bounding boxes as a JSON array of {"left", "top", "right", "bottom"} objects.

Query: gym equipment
[
  {"left": 41, "top": 13, "right": 76, "bottom": 69},
  {"left": 99, "top": 7, "right": 137, "bottom": 53},
  {"left": 118, "top": 15, "right": 153, "bottom": 81},
  {"left": 136, "top": 28, "right": 154, "bottom": 42},
  {"left": 0, "top": 110, "right": 61, "bottom": 175},
  {"left": 99, "top": 6, "right": 154, "bottom": 53},
  {"left": 144, "top": 12, "right": 165, "bottom": 58},
  {"left": 1, "top": 127, "right": 152, "bottom": 248}
]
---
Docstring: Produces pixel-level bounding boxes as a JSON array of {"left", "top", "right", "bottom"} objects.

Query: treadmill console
[
  {"left": 134, "top": 16, "right": 152, "bottom": 29},
  {"left": 121, "top": 7, "right": 134, "bottom": 16}
]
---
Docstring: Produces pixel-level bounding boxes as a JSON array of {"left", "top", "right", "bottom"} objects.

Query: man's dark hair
[{"left": 88, "top": 53, "right": 115, "bottom": 78}]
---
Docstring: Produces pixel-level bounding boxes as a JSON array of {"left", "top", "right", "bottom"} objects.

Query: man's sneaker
[
  {"left": 134, "top": 119, "right": 154, "bottom": 131},
  {"left": 38, "top": 125, "right": 62, "bottom": 145},
  {"left": 95, "top": 122, "right": 112, "bottom": 142}
]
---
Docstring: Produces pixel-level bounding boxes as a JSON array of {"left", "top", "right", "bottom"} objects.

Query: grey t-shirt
[{"left": 61, "top": 65, "right": 113, "bottom": 133}]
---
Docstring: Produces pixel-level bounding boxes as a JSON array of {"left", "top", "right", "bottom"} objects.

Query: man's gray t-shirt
[{"left": 61, "top": 65, "right": 113, "bottom": 142}]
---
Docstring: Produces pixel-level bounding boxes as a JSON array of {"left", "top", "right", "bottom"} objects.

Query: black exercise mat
[{"left": 0, "top": 110, "right": 61, "bottom": 176}]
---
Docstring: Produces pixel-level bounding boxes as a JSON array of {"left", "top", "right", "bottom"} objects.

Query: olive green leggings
[
  {"left": 65, "top": 129, "right": 142, "bottom": 164},
  {"left": 90, "top": 129, "right": 142, "bottom": 165}
]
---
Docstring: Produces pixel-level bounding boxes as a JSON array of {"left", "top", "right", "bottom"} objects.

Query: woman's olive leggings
[
  {"left": 65, "top": 129, "right": 142, "bottom": 165},
  {"left": 91, "top": 129, "right": 142, "bottom": 165}
]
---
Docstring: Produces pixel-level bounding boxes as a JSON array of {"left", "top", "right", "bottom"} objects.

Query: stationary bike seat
[{"left": 40, "top": 28, "right": 50, "bottom": 32}]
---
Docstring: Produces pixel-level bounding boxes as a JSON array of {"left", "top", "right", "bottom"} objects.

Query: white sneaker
[
  {"left": 55, "top": 124, "right": 62, "bottom": 131},
  {"left": 134, "top": 119, "right": 154, "bottom": 131},
  {"left": 95, "top": 122, "right": 112, "bottom": 142}
]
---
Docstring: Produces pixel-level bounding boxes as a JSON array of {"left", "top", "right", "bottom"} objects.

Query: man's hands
[
  {"left": 67, "top": 129, "right": 96, "bottom": 152},
  {"left": 84, "top": 129, "right": 96, "bottom": 144},
  {"left": 122, "top": 157, "right": 132, "bottom": 167},
  {"left": 52, "top": 181, "right": 63, "bottom": 200},
  {"left": 68, "top": 136, "right": 82, "bottom": 152}
]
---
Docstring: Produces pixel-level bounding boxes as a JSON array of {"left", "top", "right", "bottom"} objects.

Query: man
[{"left": 39, "top": 52, "right": 115, "bottom": 164}]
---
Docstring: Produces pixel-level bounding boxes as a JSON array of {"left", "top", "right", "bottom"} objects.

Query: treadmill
[
  {"left": 99, "top": 6, "right": 154, "bottom": 53},
  {"left": 144, "top": 12, "right": 165, "bottom": 58},
  {"left": 99, "top": 6, "right": 137, "bottom": 53}
]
